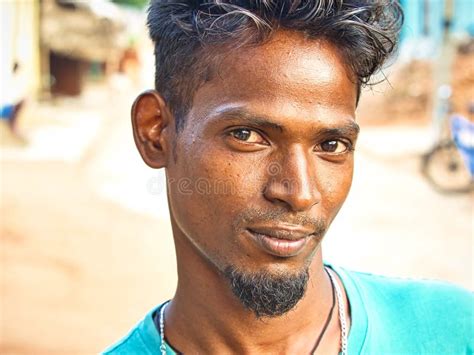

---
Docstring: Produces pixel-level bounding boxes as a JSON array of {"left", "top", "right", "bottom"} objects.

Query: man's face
[{"left": 166, "top": 31, "right": 358, "bottom": 285}]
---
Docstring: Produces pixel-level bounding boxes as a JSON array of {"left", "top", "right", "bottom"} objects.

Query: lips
[{"left": 247, "top": 225, "right": 313, "bottom": 257}]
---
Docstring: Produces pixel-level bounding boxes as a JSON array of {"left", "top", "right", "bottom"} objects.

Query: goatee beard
[{"left": 224, "top": 266, "right": 309, "bottom": 318}]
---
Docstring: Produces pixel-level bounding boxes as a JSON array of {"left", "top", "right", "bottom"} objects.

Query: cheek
[
  {"left": 317, "top": 159, "right": 354, "bottom": 214},
  {"left": 167, "top": 145, "right": 265, "bottom": 240},
  {"left": 196, "top": 142, "right": 266, "bottom": 191}
]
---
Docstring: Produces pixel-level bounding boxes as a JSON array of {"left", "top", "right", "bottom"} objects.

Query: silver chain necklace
[
  {"left": 327, "top": 268, "right": 348, "bottom": 355},
  {"left": 159, "top": 302, "right": 168, "bottom": 355},
  {"left": 159, "top": 267, "right": 348, "bottom": 355}
]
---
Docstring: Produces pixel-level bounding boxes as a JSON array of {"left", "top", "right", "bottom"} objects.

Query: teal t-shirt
[{"left": 103, "top": 265, "right": 473, "bottom": 354}]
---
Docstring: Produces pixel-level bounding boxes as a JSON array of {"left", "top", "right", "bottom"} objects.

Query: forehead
[{"left": 188, "top": 30, "right": 357, "bottom": 125}]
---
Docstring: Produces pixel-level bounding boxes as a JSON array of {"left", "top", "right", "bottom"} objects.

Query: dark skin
[{"left": 133, "top": 30, "right": 358, "bottom": 354}]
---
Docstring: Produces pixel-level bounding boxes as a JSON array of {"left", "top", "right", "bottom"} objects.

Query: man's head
[
  {"left": 146, "top": 0, "right": 402, "bottom": 131},
  {"left": 133, "top": 0, "right": 402, "bottom": 318}
]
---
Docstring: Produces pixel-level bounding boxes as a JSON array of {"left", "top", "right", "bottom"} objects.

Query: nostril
[{"left": 263, "top": 179, "right": 320, "bottom": 212}]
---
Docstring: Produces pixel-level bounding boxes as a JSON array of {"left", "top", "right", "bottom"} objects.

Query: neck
[{"left": 164, "top": 226, "right": 345, "bottom": 354}]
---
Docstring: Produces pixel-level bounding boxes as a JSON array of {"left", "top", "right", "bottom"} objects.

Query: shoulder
[
  {"left": 340, "top": 268, "right": 473, "bottom": 351},
  {"left": 103, "top": 327, "right": 149, "bottom": 355},
  {"left": 102, "top": 306, "right": 162, "bottom": 355},
  {"left": 345, "top": 268, "right": 472, "bottom": 312}
]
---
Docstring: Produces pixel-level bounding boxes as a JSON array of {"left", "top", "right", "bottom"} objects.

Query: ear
[{"left": 131, "top": 90, "right": 171, "bottom": 168}]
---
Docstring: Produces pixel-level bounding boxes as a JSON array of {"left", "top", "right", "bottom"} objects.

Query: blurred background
[{"left": 0, "top": 0, "right": 473, "bottom": 353}]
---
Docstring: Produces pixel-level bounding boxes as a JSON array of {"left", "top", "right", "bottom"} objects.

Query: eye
[
  {"left": 229, "top": 128, "right": 267, "bottom": 144},
  {"left": 317, "top": 139, "right": 352, "bottom": 154}
]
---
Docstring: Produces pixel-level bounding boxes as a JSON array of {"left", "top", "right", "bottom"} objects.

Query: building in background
[
  {"left": 401, "top": 0, "right": 472, "bottom": 42},
  {"left": 41, "top": 0, "right": 128, "bottom": 96},
  {"left": 0, "top": 1, "right": 41, "bottom": 100}
]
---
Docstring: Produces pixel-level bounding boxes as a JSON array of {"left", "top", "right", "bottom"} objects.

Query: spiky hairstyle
[{"left": 147, "top": 0, "right": 403, "bottom": 130}]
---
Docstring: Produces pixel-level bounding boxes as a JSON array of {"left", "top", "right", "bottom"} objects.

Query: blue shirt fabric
[
  {"left": 0, "top": 104, "right": 15, "bottom": 120},
  {"left": 103, "top": 265, "right": 473, "bottom": 354}
]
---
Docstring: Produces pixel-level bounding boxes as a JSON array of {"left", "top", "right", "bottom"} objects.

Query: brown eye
[
  {"left": 229, "top": 129, "right": 266, "bottom": 144},
  {"left": 319, "top": 140, "right": 350, "bottom": 153},
  {"left": 231, "top": 129, "right": 251, "bottom": 141}
]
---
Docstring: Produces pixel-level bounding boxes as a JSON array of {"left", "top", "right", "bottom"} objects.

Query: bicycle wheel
[{"left": 421, "top": 141, "right": 474, "bottom": 194}]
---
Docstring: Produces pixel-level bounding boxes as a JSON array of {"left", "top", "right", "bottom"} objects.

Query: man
[{"left": 105, "top": 0, "right": 472, "bottom": 354}]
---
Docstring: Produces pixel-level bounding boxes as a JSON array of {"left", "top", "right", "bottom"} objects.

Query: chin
[{"left": 223, "top": 263, "right": 310, "bottom": 318}]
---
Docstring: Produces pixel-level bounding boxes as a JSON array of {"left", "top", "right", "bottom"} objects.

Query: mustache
[{"left": 233, "top": 208, "right": 327, "bottom": 236}]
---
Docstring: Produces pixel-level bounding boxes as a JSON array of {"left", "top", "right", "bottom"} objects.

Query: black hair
[
  {"left": 147, "top": 0, "right": 403, "bottom": 131},
  {"left": 224, "top": 265, "right": 309, "bottom": 318}
]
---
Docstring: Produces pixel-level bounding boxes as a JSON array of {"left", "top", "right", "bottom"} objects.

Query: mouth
[{"left": 246, "top": 225, "right": 313, "bottom": 258}]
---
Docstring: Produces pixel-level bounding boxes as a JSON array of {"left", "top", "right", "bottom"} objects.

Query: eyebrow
[
  {"left": 318, "top": 121, "right": 360, "bottom": 137},
  {"left": 211, "top": 107, "right": 360, "bottom": 136},
  {"left": 211, "top": 108, "right": 284, "bottom": 132}
]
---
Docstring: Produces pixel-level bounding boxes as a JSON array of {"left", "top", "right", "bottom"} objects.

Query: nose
[{"left": 263, "top": 146, "right": 321, "bottom": 212}]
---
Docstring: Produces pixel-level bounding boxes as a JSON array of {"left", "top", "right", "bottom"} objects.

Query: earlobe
[{"left": 131, "top": 90, "right": 170, "bottom": 169}]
